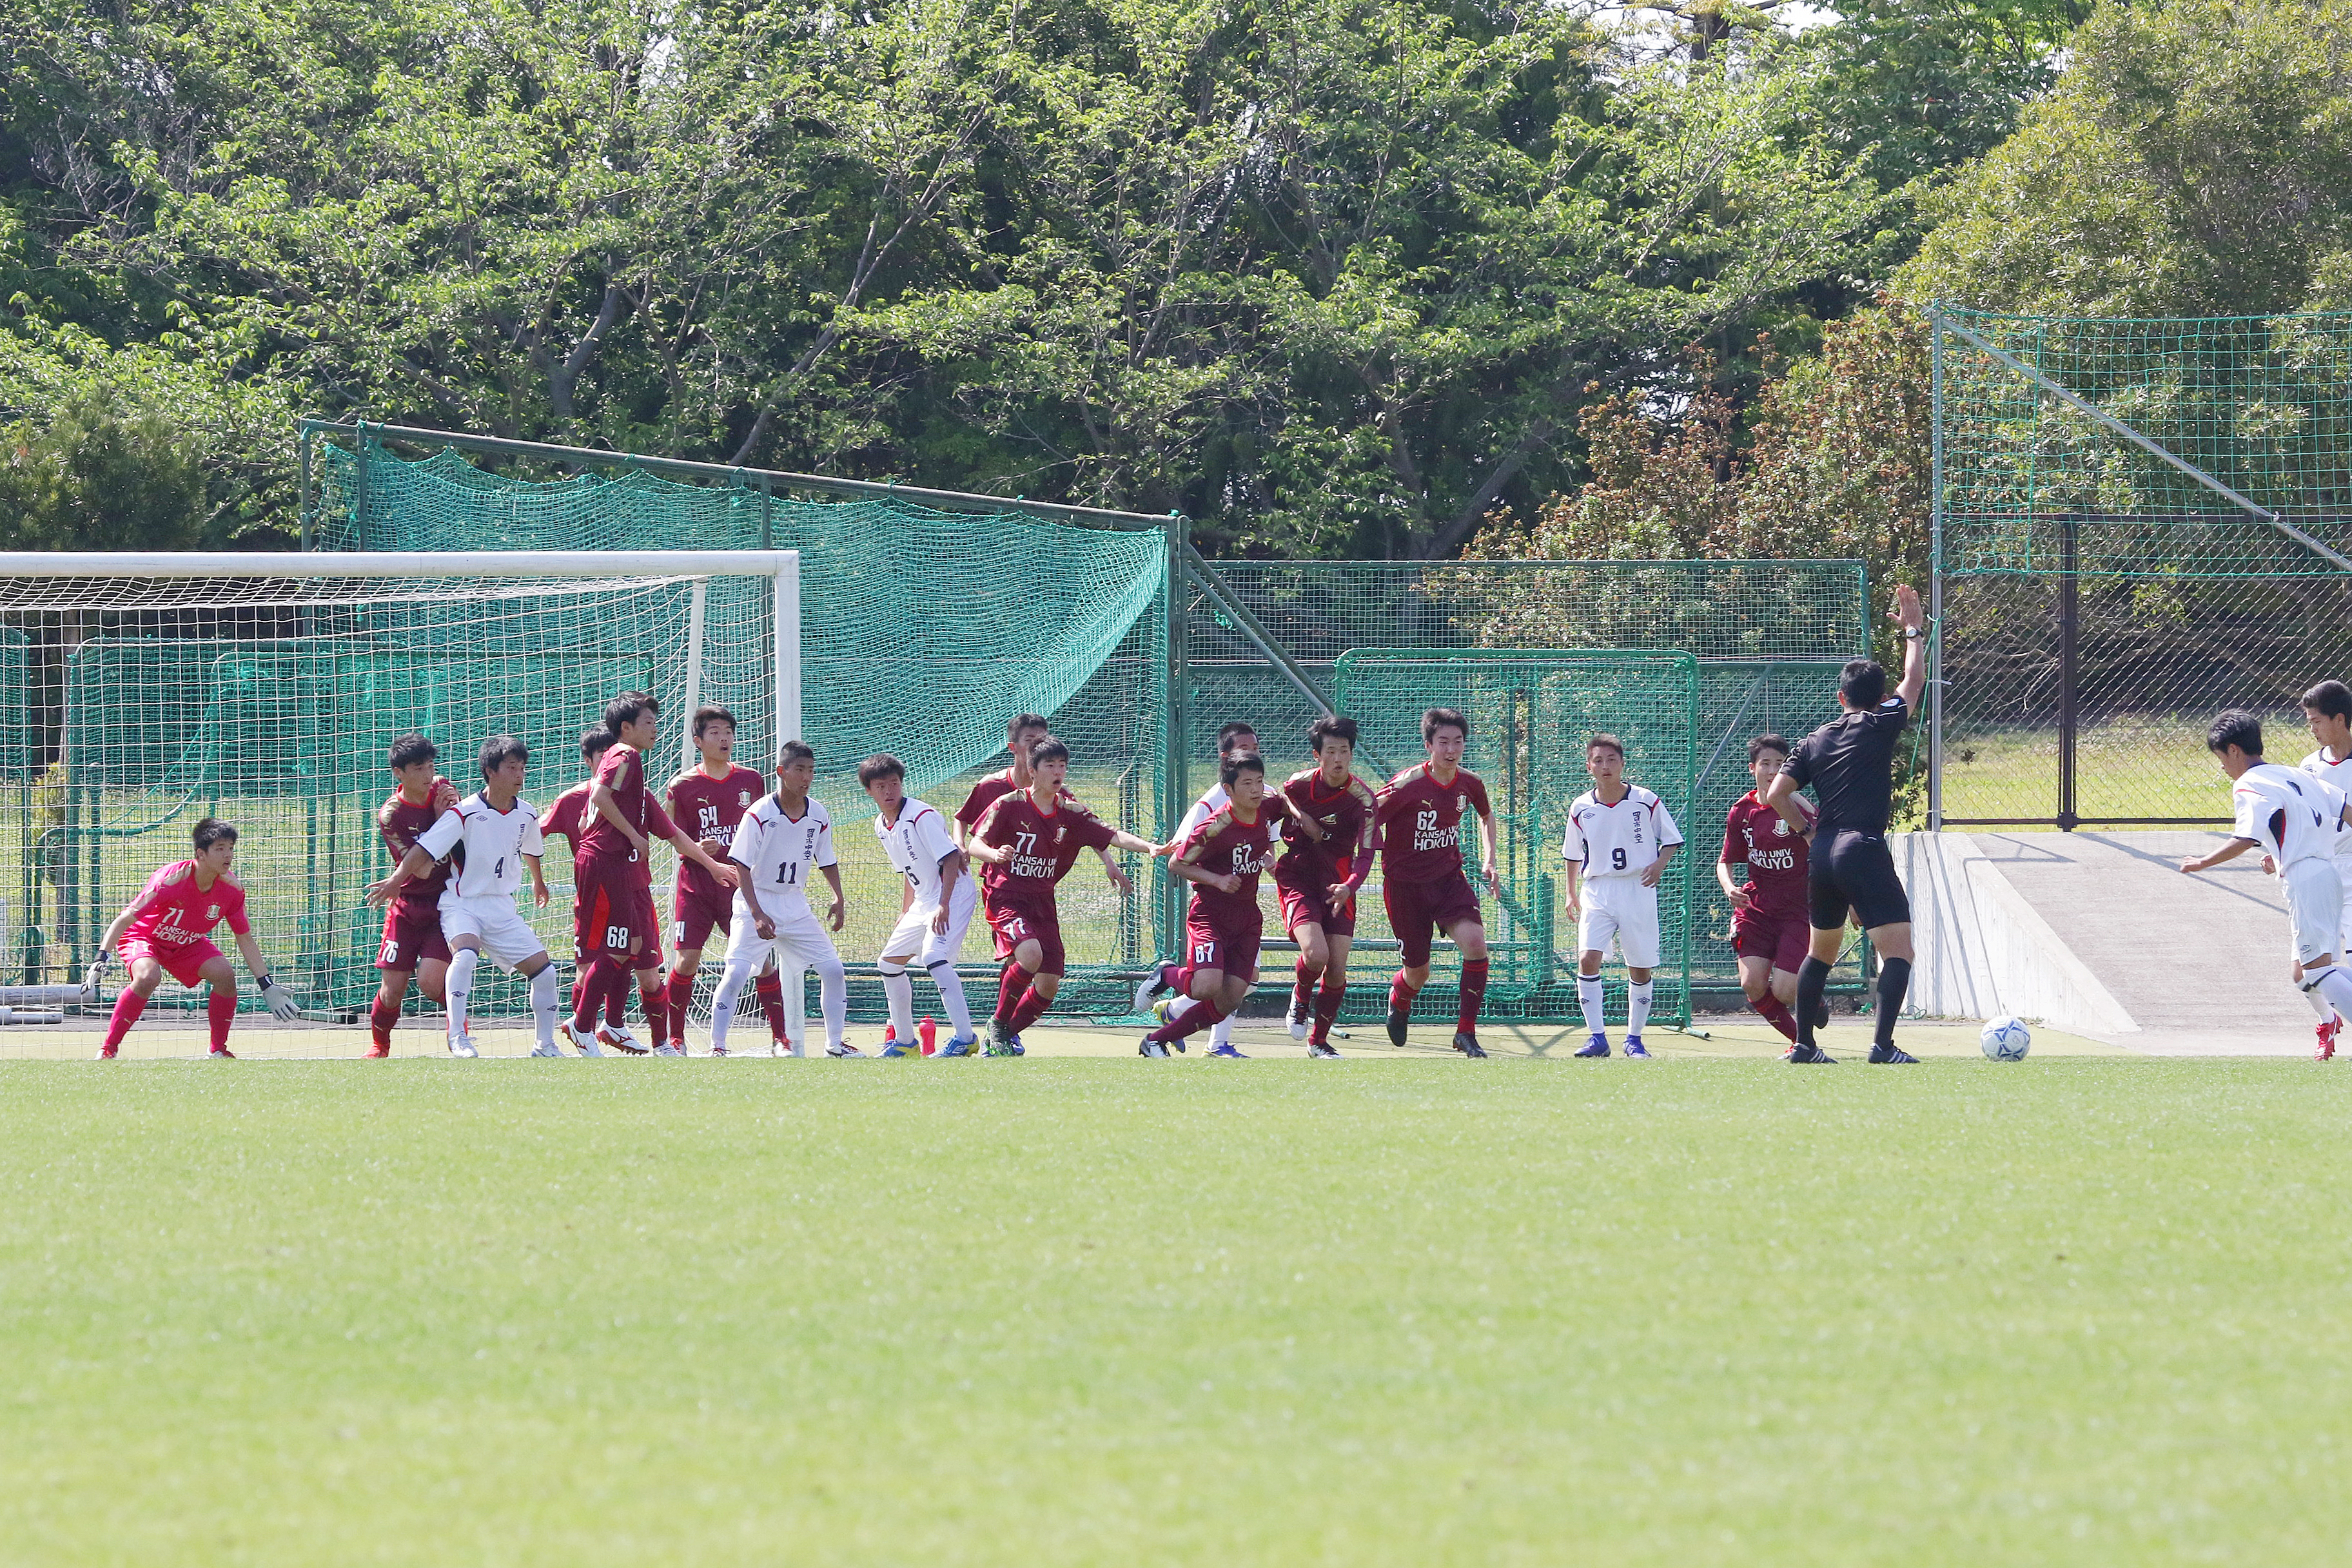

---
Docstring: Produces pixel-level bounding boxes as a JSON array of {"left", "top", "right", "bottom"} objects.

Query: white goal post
[{"left": 0, "top": 551, "right": 800, "bottom": 1056}]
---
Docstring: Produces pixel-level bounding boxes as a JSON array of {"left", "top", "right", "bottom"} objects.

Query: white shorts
[
  {"left": 2283, "top": 857, "right": 2347, "bottom": 966},
  {"left": 1577, "top": 878, "right": 1661, "bottom": 969},
  {"left": 724, "top": 896, "right": 843, "bottom": 974},
  {"left": 440, "top": 896, "right": 547, "bottom": 972},
  {"left": 880, "top": 877, "right": 977, "bottom": 969}
]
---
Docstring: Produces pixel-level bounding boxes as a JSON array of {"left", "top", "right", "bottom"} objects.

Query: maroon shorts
[
  {"left": 576, "top": 858, "right": 658, "bottom": 961},
  {"left": 122, "top": 937, "right": 221, "bottom": 990},
  {"left": 1382, "top": 874, "right": 1483, "bottom": 968},
  {"left": 672, "top": 883, "right": 734, "bottom": 951},
  {"left": 1182, "top": 908, "right": 1264, "bottom": 982},
  {"left": 1732, "top": 908, "right": 1810, "bottom": 974},
  {"left": 377, "top": 903, "right": 451, "bottom": 972},
  {"left": 1276, "top": 868, "right": 1357, "bottom": 939},
  {"left": 986, "top": 896, "right": 1065, "bottom": 976}
]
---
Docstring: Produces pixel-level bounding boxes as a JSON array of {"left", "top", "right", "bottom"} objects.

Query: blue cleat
[
  {"left": 880, "top": 1039, "right": 917, "bottom": 1058},
  {"left": 1623, "top": 1036, "right": 1649, "bottom": 1059},
  {"left": 1574, "top": 1034, "right": 1610, "bottom": 1058},
  {"left": 935, "top": 1034, "right": 976, "bottom": 1058},
  {"left": 1206, "top": 1042, "right": 1248, "bottom": 1058},
  {"left": 1008, "top": 1034, "right": 1025, "bottom": 1056}
]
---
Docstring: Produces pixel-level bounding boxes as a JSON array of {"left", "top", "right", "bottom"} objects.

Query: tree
[
  {"left": 1, "top": 389, "right": 211, "bottom": 551},
  {"left": 1902, "top": 0, "right": 2352, "bottom": 316}
]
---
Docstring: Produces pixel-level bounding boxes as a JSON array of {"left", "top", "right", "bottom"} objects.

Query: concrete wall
[{"left": 1890, "top": 832, "right": 2138, "bottom": 1035}]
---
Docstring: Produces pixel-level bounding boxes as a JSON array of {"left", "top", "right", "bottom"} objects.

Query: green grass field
[{"left": 6, "top": 1057, "right": 2349, "bottom": 1565}]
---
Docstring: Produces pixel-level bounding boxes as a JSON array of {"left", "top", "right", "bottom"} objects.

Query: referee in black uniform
[{"left": 1760, "top": 583, "right": 1926, "bottom": 1063}]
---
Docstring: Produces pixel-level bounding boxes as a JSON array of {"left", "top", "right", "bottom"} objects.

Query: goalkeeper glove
[
  {"left": 82, "top": 950, "right": 114, "bottom": 998},
  {"left": 257, "top": 975, "right": 300, "bottom": 1021}
]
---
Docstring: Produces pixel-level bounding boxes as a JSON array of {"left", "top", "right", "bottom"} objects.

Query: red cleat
[
  {"left": 209, "top": 1046, "right": 236, "bottom": 1059},
  {"left": 96, "top": 1044, "right": 117, "bottom": 1060},
  {"left": 2318, "top": 1017, "right": 2340, "bottom": 1061},
  {"left": 363, "top": 1041, "right": 391, "bottom": 1059}
]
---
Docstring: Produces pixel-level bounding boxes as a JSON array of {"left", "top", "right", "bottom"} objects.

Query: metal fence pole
[
  {"left": 2058, "top": 513, "right": 2080, "bottom": 832},
  {"left": 1928, "top": 308, "right": 1946, "bottom": 832}
]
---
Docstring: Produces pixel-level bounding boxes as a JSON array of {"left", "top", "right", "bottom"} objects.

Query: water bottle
[{"left": 919, "top": 1015, "right": 937, "bottom": 1055}]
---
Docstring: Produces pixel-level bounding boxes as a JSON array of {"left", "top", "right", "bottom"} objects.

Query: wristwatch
[{"left": 1902, "top": 627, "right": 1923, "bottom": 640}]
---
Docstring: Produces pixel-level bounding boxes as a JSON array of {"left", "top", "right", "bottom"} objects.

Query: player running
[
  {"left": 1273, "top": 716, "right": 1374, "bottom": 1057},
  {"left": 1761, "top": 583, "right": 1927, "bottom": 1064},
  {"left": 967, "top": 737, "right": 1161, "bottom": 1055},
  {"left": 87, "top": 818, "right": 300, "bottom": 1059},
  {"left": 1364, "top": 707, "right": 1500, "bottom": 1057},
  {"left": 1133, "top": 720, "right": 1262, "bottom": 1052},
  {"left": 861, "top": 753, "right": 980, "bottom": 1058},
  {"left": 2180, "top": 710, "right": 2352, "bottom": 1028},
  {"left": 1137, "top": 752, "right": 1305, "bottom": 1057},
  {"left": 1563, "top": 733, "right": 1685, "bottom": 1059},
  {"left": 565, "top": 691, "right": 738, "bottom": 1056},
  {"left": 662, "top": 705, "right": 787, "bottom": 1054},
  {"left": 368, "top": 736, "right": 565, "bottom": 1058},
  {"left": 365, "top": 734, "right": 461, "bottom": 1057},
  {"left": 1716, "top": 734, "right": 1818, "bottom": 1053},
  {"left": 2295, "top": 680, "right": 2352, "bottom": 1059},
  {"left": 709, "top": 741, "right": 852, "bottom": 1057}
]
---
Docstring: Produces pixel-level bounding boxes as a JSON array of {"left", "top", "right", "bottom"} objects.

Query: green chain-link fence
[{"left": 1932, "top": 306, "right": 2352, "bottom": 827}]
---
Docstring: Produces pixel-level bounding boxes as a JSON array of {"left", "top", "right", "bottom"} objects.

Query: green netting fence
[{"left": 1932, "top": 306, "right": 2352, "bottom": 827}]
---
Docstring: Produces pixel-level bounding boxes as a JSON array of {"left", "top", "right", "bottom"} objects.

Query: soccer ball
[{"left": 1979, "top": 1016, "right": 2032, "bottom": 1061}]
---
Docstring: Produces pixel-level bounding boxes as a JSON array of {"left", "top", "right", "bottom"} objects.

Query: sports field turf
[{"left": 5, "top": 1056, "right": 2346, "bottom": 1565}]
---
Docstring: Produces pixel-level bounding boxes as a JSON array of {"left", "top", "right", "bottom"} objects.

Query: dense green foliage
[
  {"left": 8, "top": 1057, "right": 2352, "bottom": 1564},
  {"left": 1, "top": 0, "right": 2086, "bottom": 552}
]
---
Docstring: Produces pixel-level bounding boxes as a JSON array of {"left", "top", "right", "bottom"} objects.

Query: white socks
[
  {"left": 528, "top": 964, "right": 560, "bottom": 1050},
  {"left": 1211, "top": 1010, "right": 1233, "bottom": 1046},
  {"left": 2304, "top": 963, "right": 2352, "bottom": 1021},
  {"left": 447, "top": 948, "right": 480, "bottom": 1043},
  {"left": 709, "top": 961, "right": 752, "bottom": 1053},
  {"left": 1627, "top": 979, "right": 1653, "bottom": 1038},
  {"left": 880, "top": 963, "right": 917, "bottom": 1044},
  {"left": 1578, "top": 972, "right": 1605, "bottom": 1036},
  {"left": 926, "top": 959, "right": 974, "bottom": 1039},
  {"left": 815, "top": 957, "right": 848, "bottom": 1051}
]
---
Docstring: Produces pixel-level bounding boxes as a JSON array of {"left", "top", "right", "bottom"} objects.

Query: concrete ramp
[{"left": 1897, "top": 830, "right": 2313, "bottom": 1055}]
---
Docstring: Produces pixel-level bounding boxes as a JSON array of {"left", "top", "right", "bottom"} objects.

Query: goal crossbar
[{"left": 0, "top": 551, "right": 799, "bottom": 578}]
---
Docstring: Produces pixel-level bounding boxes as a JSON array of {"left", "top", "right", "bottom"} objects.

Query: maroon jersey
[
  {"left": 577, "top": 744, "right": 677, "bottom": 872},
  {"left": 1721, "top": 790, "right": 1812, "bottom": 921},
  {"left": 543, "top": 782, "right": 592, "bottom": 855},
  {"left": 1275, "top": 767, "right": 1375, "bottom": 891},
  {"left": 667, "top": 764, "right": 765, "bottom": 901},
  {"left": 956, "top": 768, "right": 1087, "bottom": 830},
  {"left": 1373, "top": 764, "right": 1491, "bottom": 885},
  {"left": 1180, "top": 804, "right": 1281, "bottom": 931},
  {"left": 976, "top": 790, "right": 1118, "bottom": 906},
  {"left": 377, "top": 778, "right": 454, "bottom": 914}
]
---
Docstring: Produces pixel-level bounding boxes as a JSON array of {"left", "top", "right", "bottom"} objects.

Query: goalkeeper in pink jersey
[{"left": 86, "top": 818, "right": 299, "bottom": 1058}]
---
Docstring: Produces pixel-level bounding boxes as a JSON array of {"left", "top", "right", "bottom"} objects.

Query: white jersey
[
  {"left": 875, "top": 797, "right": 959, "bottom": 907},
  {"left": 2301, "top": 746, "right": 2352, "bottom": 796},
  {"left": 1180, "top": 783, "right": 1230, "bottom": 839},
  {"left": 416, "top": 792, "right": 544, "bottom": 903},
  {"left": 732, "top": 794, "right": 836, "bottom": 909},
  {"left": 1562, "top": 785, "right": 1683, "bottom": 881},
  {"left": 2233, "top": 762, "right": 2347, "bottom": 869}
]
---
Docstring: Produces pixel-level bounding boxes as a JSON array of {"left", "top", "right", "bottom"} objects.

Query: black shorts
[{"left": 1808, "top": 829, "right": 1911, "bottom": 932}]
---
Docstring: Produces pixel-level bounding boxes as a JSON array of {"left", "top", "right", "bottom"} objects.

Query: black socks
[
  {"left": 1874, "top": 957, "right": 1912, "bottom": 1048},
  {"left": 1794, "top": 956, "right": 1832, "bottom": 1045}
]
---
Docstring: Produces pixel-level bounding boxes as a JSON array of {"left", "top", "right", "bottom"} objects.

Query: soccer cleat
[
  {"left": 2319, "top": 1017, "right": 2340, "bottom": 1061},
  {"left": 1008, "top": 1032, "right": 1025, "bottom": 1055},
  {"left": 96, "top": 1044, "right": 117, "bottom": 1060},
  {"left": 529, "top": 1039, "right": 564, "bottom": 1058},
  {"left": 1451, "top": 1031, "right": 1487, "bottom": 1058},
  {"left": 209, "top": 1046, "right": 236, "bottom": 1059},
  {"left": 936, "top": 1034, "right": 976, "bottom": 1058},
  {"left": 709, "top": 1042, "right": 729, "bottom": 1057},
  {"left": 1207, "top": 1041, "right": 1248, "bottom": 1058},
  {"left": 1133, "top": 967, "right": 1173, "bottom": 1015},
  {"left": 1285, "top": 995, "right": 1310, "bottom": 1040},
  {"left": 1623, "top": 1036, "right": 1649, "bottom": 1059},
  {"left": 985, "top": 1017, "right": 1013, "bottom": 1055},
  {"left": 1866, "top": 1043, "right": 1918, "bottom": 1064},
  {"left": 1150, "top": 997, "right": 1180, "bottom": 1026},
  {"left": 1811, "top": 994, "right": 1831, "bottom": 1030},
  {"left": 825, "top": 1042, "right": 865, "bottom": 1058},
  {"left": 1385, "top": 1004, "right": 1409, "bottom": 1048},
  {"left": 562, "top": 1020, "right": 603, "bottom": 1057},
  {"left": 1308, "top": 1040, "right": 1342, "bottom": 1059},
  {"left": 880, "top": 1039, "right": 918, "bottom": 1058},
  {"left": 449, "top": 1034, "right": 480, "bottom": 1059},
  {"left": 1574, "top": 1034, "right": 1609, "bottom": 1058},
  {"left": 651, "top": 1043, "right": 683, "bottom": 1057},
  {"left": 596, "top": 1023, "right": 648, "bottom": 1055},
  {"left": 1138, "top": 1037, "right": 1170, "bottom": 1057},
  {"left": 362, "top": 1042, "right": 390, "bottom": 1059},
  {"left": 1787, "top": 1042, "right": 1836, "bottom": 1064}
]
